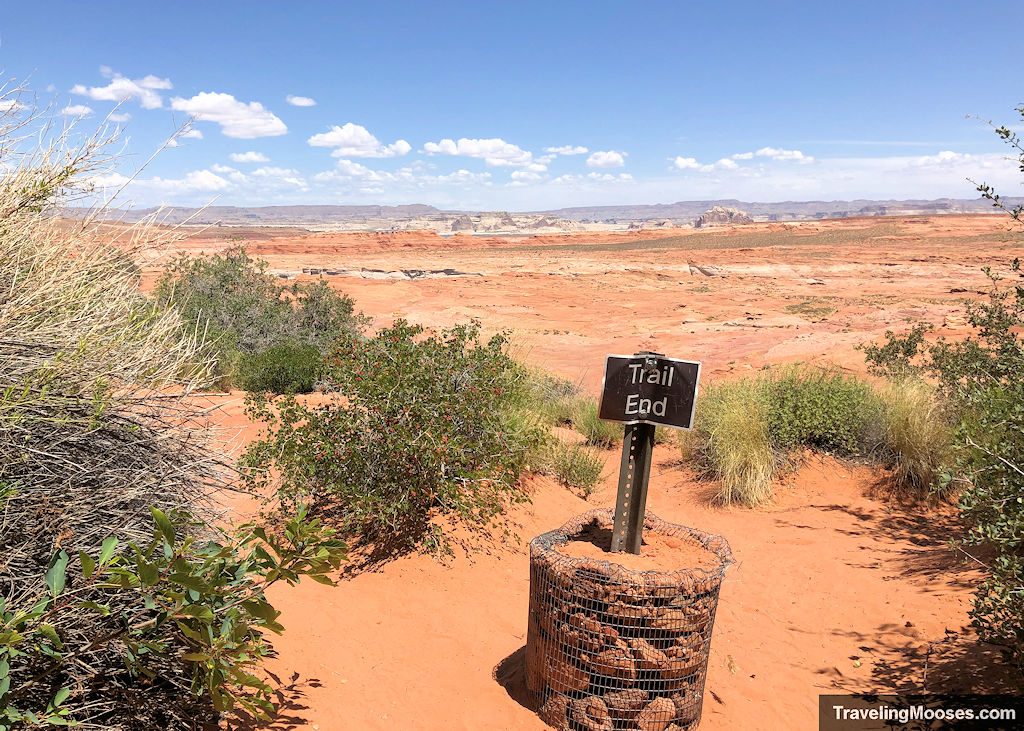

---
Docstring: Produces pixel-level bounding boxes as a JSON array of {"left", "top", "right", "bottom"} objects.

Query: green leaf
[
  {"left": 307, "top": 573, "right": 335, "bottom": 586},
  {"left": 149, "top": 506, "right": 176, "bottom": 545},
  {"left": 180, "top": 652, "right": 209, "bottom": 662},
  {"left": 78, "top": 551, "right": 95, "bottom": 580},
  {"left": 37, "top": 624, "right": 62, "bottom": 649},
  {"left": 73, "top": 601, "right": 110, "bottom": 615},
  {"left": 169, "top": 573, "right": 210, "bottom": 593},
  {"left": 137, "top": 560, "right": 159, "bottom": 587},
  {"left": 98, "top": 536, "right": 119, "bottom": 565},
  {"left": 174, "top": 621, "right": 204, "bottom": 642},
  {"left": 52, "top": 687, "right": 70, "bottom": 707},
  {"left": 44, "top": 551, "right": 69, "bottom": 596},
  {"left": 180, "top": 605, "right": 214, "bottom": 623}
]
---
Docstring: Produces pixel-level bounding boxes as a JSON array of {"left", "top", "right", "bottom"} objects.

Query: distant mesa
[
  {"left": 694, "top": 206, "right": 753, "bottom": 228},
  {"left": 450, "top": 215, "right": 476, "bottom": 232}
]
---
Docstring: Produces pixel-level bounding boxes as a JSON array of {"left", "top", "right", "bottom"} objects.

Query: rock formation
[{"left": 693, "top": 206, "right": 753, "bottom": 228}]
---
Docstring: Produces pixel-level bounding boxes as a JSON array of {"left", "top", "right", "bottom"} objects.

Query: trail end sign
[
  {"left": 598, "top": 351, "right": 701, "bottom": 554},
  {"left": 598, "top": 352, "right": 701, "bottom": 430}
]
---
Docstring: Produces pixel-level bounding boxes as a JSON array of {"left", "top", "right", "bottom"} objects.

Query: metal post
[{"left": 610, "top": 421, "right": 656, "bottom": 554}]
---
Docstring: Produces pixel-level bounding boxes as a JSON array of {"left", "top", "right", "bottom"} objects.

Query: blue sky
[{"left": 1, "top": 1, "right": 1020, "bottom": 210}]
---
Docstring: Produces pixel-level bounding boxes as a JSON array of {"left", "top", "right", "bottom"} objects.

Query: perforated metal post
[{"left": 610, "top": 421, "right": 656, "bottom": 554}]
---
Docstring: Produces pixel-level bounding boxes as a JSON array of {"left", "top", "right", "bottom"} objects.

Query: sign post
[{"left": 598, "top": 351, "right": 701, "bottom": 554}]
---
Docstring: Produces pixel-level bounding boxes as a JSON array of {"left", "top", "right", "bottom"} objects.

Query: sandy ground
[{"left": 165, "top": 215, "right": 1024, "bottom": 730}]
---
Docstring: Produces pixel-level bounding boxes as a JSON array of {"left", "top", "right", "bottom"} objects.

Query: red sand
[{"left": 555, "top": 522, "right": 722, "bottom": 572}]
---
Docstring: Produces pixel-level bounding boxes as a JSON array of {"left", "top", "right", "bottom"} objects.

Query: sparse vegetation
[
  {"left": 154, "top": 247, "right": 366, "bottom": 391},
  {"left": 783, "top": 297, "right": 836, "bottom": 320},
  {"left": 242, "top": 320, "right": 545, "bottom": 554},
  {"left": 546, "top": 441, "right": 606, "bottom": 496},
  {"left": 684, "top": 364, "right": 950, "bottom": 505},
  {"left": 0, "top": 92, "right": 345, "bottom": 728}
]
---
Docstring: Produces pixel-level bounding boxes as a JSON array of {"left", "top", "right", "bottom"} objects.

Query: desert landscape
[
  {"left": 5, "top": 4, "right": 1024, "bottom": 729},
  {"left": 144, "top": 213, "right": 1020, "bottom": 729}
]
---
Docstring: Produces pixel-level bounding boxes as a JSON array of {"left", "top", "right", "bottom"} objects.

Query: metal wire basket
[{"left": 526, "top": 509, "right": 732, "bottom": 731}]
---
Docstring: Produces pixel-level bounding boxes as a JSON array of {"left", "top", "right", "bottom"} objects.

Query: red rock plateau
[{"left": 159, "top": 214, "right": 1022, "bottom": 730}]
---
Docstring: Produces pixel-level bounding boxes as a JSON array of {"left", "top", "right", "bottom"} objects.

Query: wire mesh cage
[{"left": 526, "top": 509, "right": 732, "bottom": 731}]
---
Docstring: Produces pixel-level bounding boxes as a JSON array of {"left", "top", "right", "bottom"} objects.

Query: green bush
[
  {"left": 765, "top": 364, "right": 877, "bottom": 453},
  {"left": 242, "top": 320, "right": 545, "bottom": 553},
  {"left": 546, "top": 441, "right": 606, "bottom": 496},
  {"left": 863, "top": 259, "right": 1024, "bottom": 667},
  {"left": 684, "top": 364, "right": 925, "bottom": 505},
  {"left": 153, "top": 247, "right": 366, "bottom": 387},
  {"left": 1, "top": 508, "right": 345, "bottom": 729},
  {"left": 237, "top": 341, "right": 323, "bottom": 394}
]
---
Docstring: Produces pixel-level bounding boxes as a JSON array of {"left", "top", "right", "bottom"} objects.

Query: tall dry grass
[
  {"left": 687, "top": 378, "right": 775, "bottom": 506},
  {"left": 0, "top": 87, "right": 233, "bottom": 727},
  {"left": 876, "top": 378, "right": 953, "bottom": 495}
]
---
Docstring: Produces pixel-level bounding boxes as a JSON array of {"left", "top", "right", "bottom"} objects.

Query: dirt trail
[{"left": 212, "top": 389, "right": 1010, "bottom": 730}]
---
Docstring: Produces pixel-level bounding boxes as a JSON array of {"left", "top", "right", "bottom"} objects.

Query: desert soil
[{"left": 166, "top": 215, "right": 1023, "bottom": 730}]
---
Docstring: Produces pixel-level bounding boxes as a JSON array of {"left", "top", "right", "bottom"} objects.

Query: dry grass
[
  {"left": 686, "top": 378, "right": 775, "bottom": 506},
  {"left": 0, "top": 86, "right": 233, "bottom": 727},
  {"left": 876, "top": 379, "right": 953, "bottom": 496}
]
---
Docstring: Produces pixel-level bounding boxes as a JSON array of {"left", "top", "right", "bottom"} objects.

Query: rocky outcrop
[
  {"left": 450, "top": 215, "right": 476, "bottom": 232},
  {"left": 693, "top": 206, "right": 753, "bottom": 228}
]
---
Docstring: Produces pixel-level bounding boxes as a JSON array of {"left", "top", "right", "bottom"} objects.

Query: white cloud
[
  {"left": 754, "top": 146, "right": 812, "bottom": 162},
  {"left": 545, "top": 145, "right": 588, "bottom": 155},
  {"left": 907, "top": 150, "right": 972, "bottom": 167},
  {"left": 731, "top": 151, "right": 754, "bottom": 160},
  {"left": 313, "top": 159, "right": 491, "bottom": 188},
  {"left": 0, "top": 99, "right": 26, "bottom": 113},
  {"left": 71, "top": 70, "right": 172, "bottom": 110},
  {"left": 230, "top": 151, "right": 270, "bottom": 163},
  {"left": 180, "top": 128, "right": 203, "bottom": 139},
  {"left": 286, "top": 94, "right": 317, "bottom": 107},
  {"left": 108, "top": 112, "right": 132, "bottom": 123},
  {"left": 170, "top": 92, "right": 287, "bottom": 139},
  {"left": 586, "top": 150, "right": 626, "bottom": 168},
  {"left": 671, "top": 156, "right": 700, "bottom": 170},
  {"left": 699, "top": 158, "right": 739, "bottom": 173},
  {"left": 511, "top": 170, "right": 544, "bottom": 182},
  {"left": 587, "top": 172, "right": 634, "bottom": 182},
  {"left": 250, "top": 166, "right": 307, "bottom": 188},
  {"left": 61, "top": 104, "right": 93, "bottom": 117},
  {"left": 422, "top": 137, "right": 534, "bottom": 167},
  {"left": 307, "top": 123, "right": 411, "bottom": 158}
]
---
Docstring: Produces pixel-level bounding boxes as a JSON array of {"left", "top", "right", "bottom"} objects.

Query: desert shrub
[
  {"left": 154, "top": 247, "right": 366, "bottom": 387},
  {"left": 0, "top": 91, "right": 343, "bottom": 727},
  {"left": 237, "top": 341, "right": 323, "bottom": 394},
  {"left": 874, "top": 378, "right": 953, "bottom": 494},
  {"left": 242, "top": 320, "right": 545, "bottom": 553},
  {"left": 685, "top": 365, "right": 892, "bottom": 504},
  {"left": 1, "top": 508, "right": 345, "bottom": 729},
  {"left": 863, "top": 259, "right": 1024, "bottom": 667},
  {"left": 543, "top": 441, "right": 606, "bottom": 496},
  {"left": 687, "top": 378, "right": 775, "bottom": 505},
  {"left": 764, "top": 364, "right": 877, "bottom": 453},
  {"left": 521, "top": 368, "right": 585, "bottom": 425},
  {"left": 573, "top": 399, "right": 621, "bottom": 448}
]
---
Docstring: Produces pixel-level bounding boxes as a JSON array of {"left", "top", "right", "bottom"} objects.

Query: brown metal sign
[{"left": 597, "top": 352, "right": 701, "bottom": 430}]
